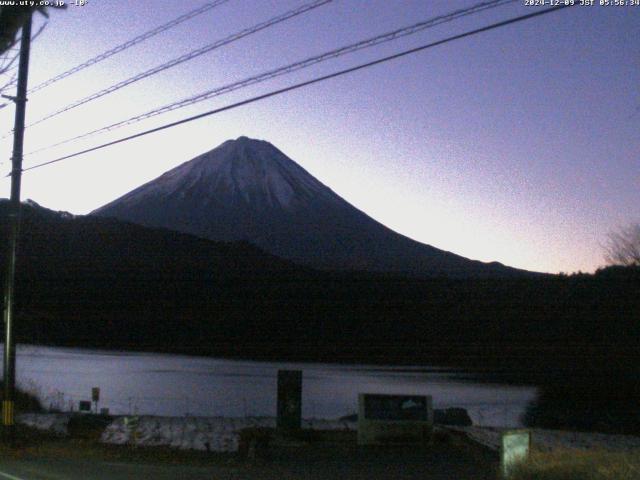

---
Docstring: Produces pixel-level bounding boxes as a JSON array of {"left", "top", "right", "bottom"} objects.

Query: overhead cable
[
  {"left": 27, "top": 0, "right": 514, "bottom": 155},
  {"left": 28, "top": 1, "right": 229, "bottom": 94},
  {"left": 21, "top": 4, "right": 575, "bottom": 174},
  {"left": 23, "top": 0, "right": 332, "bottom": 130},
  {"left": 0, "top": 22, "right": 47, "bottom": 77}
]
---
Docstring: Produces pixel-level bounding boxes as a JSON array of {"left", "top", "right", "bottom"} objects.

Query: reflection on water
[{"left": 6, "top": 344, "right": 536, "bottom": 427}]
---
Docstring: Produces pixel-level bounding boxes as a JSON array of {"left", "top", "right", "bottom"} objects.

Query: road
[
  {"left": 0, "top": 457, "right": 220, "bottom": 480},
  {"left": 0, "top": 442, "right": 497, "bottom": 480}
]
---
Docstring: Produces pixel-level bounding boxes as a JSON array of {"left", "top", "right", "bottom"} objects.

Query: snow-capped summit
[
  {"left": 93, "top": 137, "right": 528, "bottom": 277},
  {"left": 142, "top": 136, "right": 336, "bottom": 211}
]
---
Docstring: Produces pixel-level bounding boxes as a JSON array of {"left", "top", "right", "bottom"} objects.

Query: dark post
[
  {"left": 92, "top": 387, "right": 100, "bottom": 414},
  {"left": 3, "top": 12, "right": 32, "bottom": 442},
  {"left": 276, "top": 370, "right": 302, "bottom": 432}
]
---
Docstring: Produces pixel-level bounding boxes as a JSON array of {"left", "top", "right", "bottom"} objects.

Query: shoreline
[{"left": 17, "top": 412, "right": 640, "bottom": 454}]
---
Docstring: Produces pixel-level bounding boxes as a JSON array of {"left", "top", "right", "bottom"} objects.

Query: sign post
[
  {"left": 500, "top": 429, "right": 531, "bottom": 478},
  {"left": 124, "top": 416, "right": 140, "bottom": 447},
  {"left": 92, "top": 387, "right": 100, "bottom": 414},
  {"left": 277, "top": 370, "right": 302, "bottom": 432}
]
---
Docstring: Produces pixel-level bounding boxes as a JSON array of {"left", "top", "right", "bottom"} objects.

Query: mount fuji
[{"left": 93, "top": 136, "right": 529, "bottom": 277}]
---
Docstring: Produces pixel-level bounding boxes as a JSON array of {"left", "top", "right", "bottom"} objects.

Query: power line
[
  {"left": 0, "top": 22, "right": 48, "bottom": 101},
  {"left": 0, "top": 50, "right": 21, "bottom": 76},
  {"left": 27, "top": 1, "right": 229, "bottom": 94},
  {"left": 23, "top": 0, "right": 332, "bottom": 130},
  {"left": 0, "top": 72, "right": 17, "bottom": 96},
  {"left": 26, "top": 0, "right": 514, "bottom": 156},
  {"left": 21, "top": 4, "right": 574, "bottom": 174},
  {"left": 0, "top": 22, "right": 47, "bottom": 77}
]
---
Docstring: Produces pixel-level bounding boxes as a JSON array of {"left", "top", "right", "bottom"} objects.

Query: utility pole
[{"left": 3, "top": 12, "right": 32, "bottom": 443}]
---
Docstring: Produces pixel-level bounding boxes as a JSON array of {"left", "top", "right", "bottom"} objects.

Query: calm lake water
[{"left": 9, "top": 344, "right": 536, "bottom": 427}]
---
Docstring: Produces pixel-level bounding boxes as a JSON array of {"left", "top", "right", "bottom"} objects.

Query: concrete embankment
[
  {"left": 17, "top": 413, "right": 355, "bottom": 452},
  {"left": 17, "top": 413, "right": 640, "bottom": 454}
]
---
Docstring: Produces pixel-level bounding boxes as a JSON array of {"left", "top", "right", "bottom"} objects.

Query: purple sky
[{"left": 0, "top": 0, "right": 637, "bottom": 274}]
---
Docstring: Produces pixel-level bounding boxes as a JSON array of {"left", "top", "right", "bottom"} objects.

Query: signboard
[
  {"left": 364, "top": 394, "right": 429, "bottom": 421},
  {"left": 501, "top": 430, "right": 531, "bottom": 478},
  {"left": 79, "top": 400, "right": 92, "bottom": 412},
  {"left": 358, "top": 393, "right": 433, "bottom": 445},
  {"left": 123, "top": 416, "right": 139, "bottom": 427},
  {"left": 277, "top": 370, "right": 302, "bottom": 431}
]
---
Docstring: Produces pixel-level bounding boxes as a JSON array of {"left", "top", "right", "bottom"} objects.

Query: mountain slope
[
  {"left": 0, "top": 199, "right": 311, "bottom": 349},
  {"left": 93, "top": 136, "right": 530, "bottom": 277},
  {"left": 3, "top": 199, "right": 300, "bottom": 277}
]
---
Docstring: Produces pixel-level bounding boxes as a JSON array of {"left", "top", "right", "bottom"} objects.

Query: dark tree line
[{"left": 2, "top": 202, "right": 638, "bottom": 373}]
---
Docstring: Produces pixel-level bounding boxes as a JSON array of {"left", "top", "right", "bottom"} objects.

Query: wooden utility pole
[{"left": 3, "top": 11, "right": 32, "bottom": 443}]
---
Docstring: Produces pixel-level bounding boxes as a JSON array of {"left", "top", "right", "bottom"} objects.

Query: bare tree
[
  {"left": 0, "top": 7, "right": 58, "bottom": 107},
  {"left": 0, "top": 6, "right": 51, "bottom": 56},
  {"left": 604, "top": 223, "right": 640, "bottom": 267}
]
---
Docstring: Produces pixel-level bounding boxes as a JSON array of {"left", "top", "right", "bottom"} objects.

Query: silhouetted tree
[
  {"left": 604, "top": 223, "right": 640, "bottom": 267},
  {"left": 0, "top": 5, "right": 53, "bottom": 55},
  {"left": 0, "top": 6, "right": 62, "bottom": 100}
]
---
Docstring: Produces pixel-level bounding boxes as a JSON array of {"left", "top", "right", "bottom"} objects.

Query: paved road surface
[
  {"left": 0, "top": 457, "right": 221, "bottom": 480},
  {"left": 0, "top": 443, "right": 497, "bottom": 479}
]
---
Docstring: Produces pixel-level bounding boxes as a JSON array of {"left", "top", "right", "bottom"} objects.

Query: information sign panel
[
  {"left": 364, "top": 394, "right": 429, "bottom": 421},
  {"left": 358, "top": 393, "right": 433, "bottom": 445}
]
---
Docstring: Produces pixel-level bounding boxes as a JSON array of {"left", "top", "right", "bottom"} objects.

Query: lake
[{"left": 9, "top": 344, "right": 536, "bottom": 427}]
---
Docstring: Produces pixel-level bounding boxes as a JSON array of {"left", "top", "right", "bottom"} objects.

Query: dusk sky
[{"left": 0, "top": 0, "right": 637, "bottom": 274}]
